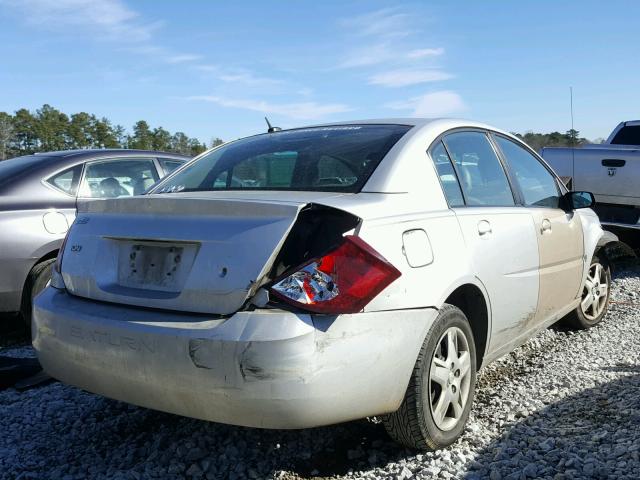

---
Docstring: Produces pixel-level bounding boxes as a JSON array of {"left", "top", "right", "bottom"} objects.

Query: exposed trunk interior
[{"left": 268, "top": 203, "right": 362, "bottom": 281}]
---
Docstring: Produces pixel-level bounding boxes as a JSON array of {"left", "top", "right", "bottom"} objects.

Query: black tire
[
  {"left": 21, "top": 258, "right": 55, "bottom": 329},
  {"left": 383, "top": 304, "right": 477, "bottom": 450},
  {"left": 560, "top": 254, "right": 611, "bottom": 330}
]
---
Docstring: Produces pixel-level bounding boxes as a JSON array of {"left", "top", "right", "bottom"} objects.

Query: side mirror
[{"left": 562, "top": 191, "right": 595, "bottom": 210}]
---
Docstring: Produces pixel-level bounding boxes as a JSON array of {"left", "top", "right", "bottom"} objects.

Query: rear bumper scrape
[{"left": 33, "top": 287, "right": 437, "bottom": 429}]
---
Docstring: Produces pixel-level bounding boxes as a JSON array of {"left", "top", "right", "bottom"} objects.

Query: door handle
[
  {"left": 478, "top": 220, "right": 492, "bottom": 236},
  {"left": 541, "top": 218, "right": 552, "bottom": 233},
  {"left": 602, "top": 159, "right": 626, "bottom": 167}
]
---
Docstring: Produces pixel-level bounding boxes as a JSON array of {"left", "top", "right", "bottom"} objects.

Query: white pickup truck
[{"left": 542, "top": 121, "right": 640, "bottom": 231}]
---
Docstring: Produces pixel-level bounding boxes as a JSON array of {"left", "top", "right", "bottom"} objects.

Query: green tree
[
  {"left": 69, "top": 112, "right": 94, "bottom": 148},
  {"left": 0, "top": 104, "right": 223, "bottom": 159},
  {"left": 152, "top": 127, "right": 172, "bottom": 151},
  {"left": 35, "top": 104, "right": 70, "bottom": 151},
  {"left": 566, "top": 129, "right": 580, "bottom": 147},
  {"left": 189, "top": 138, "right": 207, "bottom": 156},
  {"left": 12, "top": 108, "right": 38, "bottom": 154},
  {"left": 0, "top": 112, "right": 14, "bottom": 160},
  {"left": 113, "top": 124, "right": 127, "bottom": 147},
  {"left": 129, "top": 120, "right": 153, "bottom": 150},
  {"left": 210, "top": 137, "right": 224, "bottom": 148},
  {"left": 170, "top": 131, "right": 190, "bottom": 155},
  {"left": 92, "top": 117, "right": 120, "bottom": 148}
]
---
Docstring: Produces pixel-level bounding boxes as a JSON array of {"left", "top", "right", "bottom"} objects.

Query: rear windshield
[
  {"left": 152, "top": 124, "right": 411, "bottom": 194},
  {"left": 610, "top": 125, "right": 640, "bottom": 145}
]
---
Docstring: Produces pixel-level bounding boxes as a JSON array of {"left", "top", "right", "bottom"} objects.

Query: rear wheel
[
  {"left": 561, "top": 254, "right": 611, "bottom": 330},
  {"left": 21, "top": 258, "right": 55, "bottom": 329},
  {"left": 383, "top": 305, "right": 477, "bottom": 450}
]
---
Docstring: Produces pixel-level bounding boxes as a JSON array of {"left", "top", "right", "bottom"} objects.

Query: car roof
[
  {"left": 33, "top": 149, "right": 191, "bottom": 159},
  {"left": 300, "top": 117, "right": 510, "bottom": 135},
  {"left": 5, "top": 149, "right": 190, "bottom": 176}
]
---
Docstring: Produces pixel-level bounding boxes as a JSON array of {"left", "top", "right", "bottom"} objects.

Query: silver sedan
[{"left": 33, "top": 119, "right": 616, "bottom": 450}]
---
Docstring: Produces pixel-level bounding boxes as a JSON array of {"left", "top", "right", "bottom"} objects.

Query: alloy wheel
[
  {"left": 580, "top": 262, "right": 609, "bottom": 321},
  {"left": 427, "top": 327, "right": 472, "bottom": 431}
]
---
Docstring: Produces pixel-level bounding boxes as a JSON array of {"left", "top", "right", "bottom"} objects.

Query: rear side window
[
  {"left": 159, "top": 158, "right": 184, "bottom": 175},
  {"left": 429, "top": 141, "right": 464, "bottom": 207},
  {"left": 46, "top": 164, "right": 82, "bottom": 196},
  {"left": 610, "top": 125, "right": 640, "bottom": 145},
  {"left": 494, "top": 135, "right": 560, "bottom": 208},
  {"left": 80, "top": 159, "right": 160, "bottom": 198},
  {"left": 443, "top": 132, "right": 515, "bottom": 207},
  {"left": 153, "top": 125, "right": 412, "bottom": 193}
]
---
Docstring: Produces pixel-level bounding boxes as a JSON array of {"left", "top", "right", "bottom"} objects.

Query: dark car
[{"left": 0, "top": 149, "right": 190, "bottom": 324}]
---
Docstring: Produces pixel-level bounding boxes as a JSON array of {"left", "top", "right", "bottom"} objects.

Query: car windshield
[{"left": 152, "top": 124, "right": 411, "bottom": 194}]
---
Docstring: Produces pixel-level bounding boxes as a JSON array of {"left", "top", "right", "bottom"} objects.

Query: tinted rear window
[
  {"left": 153, "top": 125, "right": 411, "bottom": 194},
  {"left": 611, "top": 125, "right": 640, "bottom": 145}
]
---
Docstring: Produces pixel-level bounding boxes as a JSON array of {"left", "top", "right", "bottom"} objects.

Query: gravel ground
[{"left": 0, "top": 264, "right": 638, "bottom": 480}]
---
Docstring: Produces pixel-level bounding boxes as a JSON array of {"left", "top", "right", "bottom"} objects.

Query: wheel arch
[
  {"left": 438, "top": 277, "right": 492, "bottom": 370},
  {"left": 21, "top": 249, "right": 59, "bottom": 307}
]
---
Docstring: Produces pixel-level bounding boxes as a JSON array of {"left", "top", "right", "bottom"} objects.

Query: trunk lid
[{"left": 61, "top": 194, "right": 342, "bottom": 314}]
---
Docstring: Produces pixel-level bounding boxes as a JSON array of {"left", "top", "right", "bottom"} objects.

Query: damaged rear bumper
[{"left": 33, "top": 287, "right": 437, "bottom": 429}]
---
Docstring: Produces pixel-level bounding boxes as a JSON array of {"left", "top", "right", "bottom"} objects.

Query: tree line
[
  {"left": 0, "top": 104, "right": 223, "bottom": 160},
  {"left": 0, "top": 105, "right": 599, "bottom": 161},
  {"left": 513, "top": 129, "right": 599, "bottom": 152}
]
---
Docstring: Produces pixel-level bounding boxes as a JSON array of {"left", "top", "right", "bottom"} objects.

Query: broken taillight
[{"left": 270, "top": 235, "right": 401, "bottom": 314}]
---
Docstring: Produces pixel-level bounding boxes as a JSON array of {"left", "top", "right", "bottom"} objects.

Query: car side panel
[
  {"left": 0, "top": 208, "right": 73, "bottom": 312},
  {"left": 453, "top": 207, "right": 540, "bottom": 355},
  {"left": 529, "top": 208, "right": 585, "bottom": 323},
  {"left": 357, "top": 209, "right": 472, "bottom": 313}
]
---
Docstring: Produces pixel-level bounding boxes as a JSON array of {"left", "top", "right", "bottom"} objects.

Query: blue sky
[{"left": 1, "top": 0, "right": 638, "bottom": 143}]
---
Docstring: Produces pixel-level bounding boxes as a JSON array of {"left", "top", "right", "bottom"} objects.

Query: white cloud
[
  {"left": 166, "top": 54, "right": 202, "bottom": 64},
  {"left": 369, "top": 69, "right": 453, "bottom": 87},
  {"left": 218, "top": 72, "right": 282, "bottom": 87},
  {"left": 339, "top": 8, "right": 410, "bottom": 38},
  {"left": 194, "top": 65, "right": 282, "bottom": 87},
  {"left": 407, "top": 47, "right": 444, "bottom": 59},
  {"left": 386, "top": 91, "right": 467, "bottom": 117},
  {"left": 336, "top": 9, "right": 446, "bottom": 73},
  {"left": 338, "top": 43, "right": 394, "bottom": 69},
  {"left": 0, "top": 0, "right": 159, "bottom": 42},
  {"left": 195, "top": 64, "right": 218, "bottom": 72},
  {"left": 187, "top": 96, "right": 352, "bottom": 121}
]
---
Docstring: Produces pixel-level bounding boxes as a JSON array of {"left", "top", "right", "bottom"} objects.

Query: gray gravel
[{"left": 1, "top": 264, "right": 638, "bottom": 480}]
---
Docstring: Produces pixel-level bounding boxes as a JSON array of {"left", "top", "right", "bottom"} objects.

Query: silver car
[
  {"left": 33, "top": 120, "right": 616, "bottom": 450},
  {"left": 0, "top": 149, "right": 188, "bottom": 325}
]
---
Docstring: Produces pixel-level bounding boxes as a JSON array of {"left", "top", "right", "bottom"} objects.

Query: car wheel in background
[
  {"left": 561, "top": 254, "right": 611, "bottom": 330},
  {"left": 21, "top": 258, "right": 55, "bottom": 329},
  {"left": 383, "top": 304, "right": 477, "bottom": 450}
]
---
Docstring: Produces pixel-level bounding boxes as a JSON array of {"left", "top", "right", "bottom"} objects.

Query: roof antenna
[
  {"left": 570, "top": 86, "right": 575, "bottom": 189},
  {"left": 265, "top": 116, "right": 281, "bottom": 133}
]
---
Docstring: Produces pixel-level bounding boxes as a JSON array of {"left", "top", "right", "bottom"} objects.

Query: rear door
[
  {"left": 493, "top": 134, "right": 584, "bottom": 323},
  {"left": 432, "top": 131, "right": 540, "bottom": 352}
]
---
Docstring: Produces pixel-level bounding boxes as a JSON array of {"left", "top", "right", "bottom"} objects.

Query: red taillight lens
[{"left": 270, "top": 235, "right": 401, "bottom": 314}]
